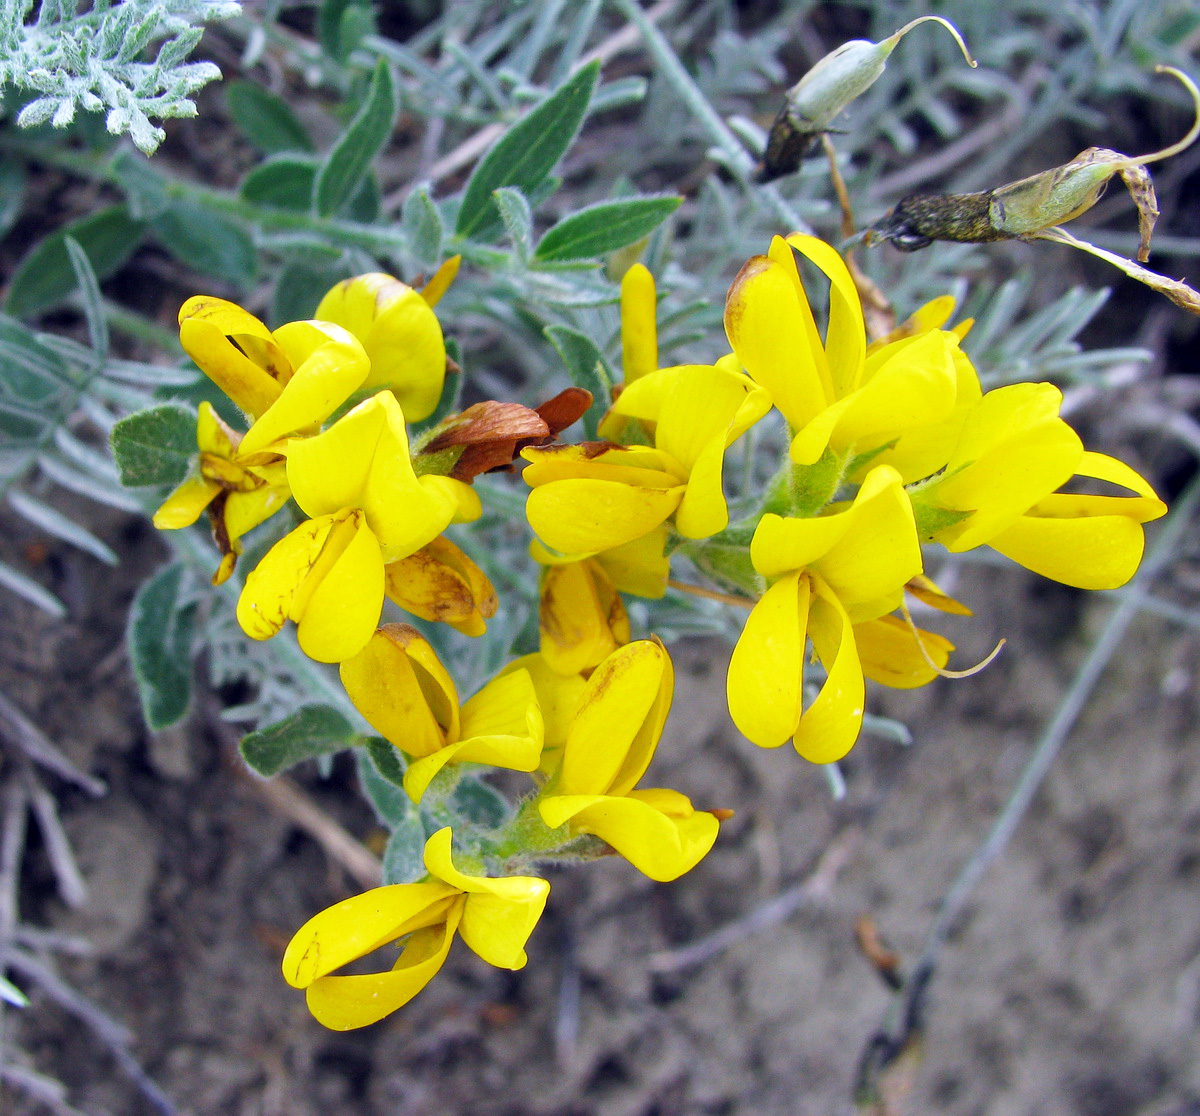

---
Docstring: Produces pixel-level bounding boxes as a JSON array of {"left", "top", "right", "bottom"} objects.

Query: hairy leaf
[
  {"left": 534, "top": 196, "right": 681, "bottom": 262},
  {"left": 240, "top": 705, "right": 358, "bottom": 776},
  {"left": 110, "top": 404, "right": 196, "bottom": 487},
  {"left": 127, "top": 562, "right": 196, "bottom": 731},
  {"left": 6, "top": 206, "right": 145, "bottom": 318},
  {"left": 314, "top": 59, "right": 397, "bottom": 217},
  {"left": 544, "top": 324, "right": 614, "bottom": 439},
  {"left": 456, "top": 60, "right": 600, "bottom": 239},
  {"left": 152, "top": 202, "right": 257, "bottom": 286},
  {"left": 226, "top": 80, "right": 313, "bottom": 154}
]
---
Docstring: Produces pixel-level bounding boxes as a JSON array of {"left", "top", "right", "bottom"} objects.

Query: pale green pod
[
  {"left": 988, "top": 155, "right": 1119, "bottom": 237},
  {"left": 757, "top": 16, "right": 975, "bottom": 183},
  {"left": 785, "top": 39, "right": 893, "bottom": 131}
]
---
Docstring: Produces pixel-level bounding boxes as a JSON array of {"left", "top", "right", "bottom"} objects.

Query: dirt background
[
  {"left": 4, "top": 510, "right": 1200, "bottom": 1116},
  {"left": 3, "top": 5, "right": 1200, "bottom": 1116}
]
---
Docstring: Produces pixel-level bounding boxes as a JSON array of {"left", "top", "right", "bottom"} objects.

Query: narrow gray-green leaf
[
  {"left": 0, "top": 162, "right": 26, "bottom": 240},
  {"left": 544, "top": 324, "right": 613, "bottom": 439},
  {"left": 241, "top": 156, "right": 318, "bottom": 211},
  {"left": 535, "top": 196, "right": 681, "bottom": 262},
  {"left": 314, "top": 59, "right": 397, "bottom": 218},
  {"left": 0, "top": 559, "right": 65, "bottom": 617},
  {"left": 449, "top": 776, "right": 512, "bottom": 829},
  {"left": 239, "top": 705, "right": 357, "bottom": 776},
  {"left": 127, "top": 563, "right": 196, "bottom": 730},
  {"left": 7, "top": 491, "right": 117, "bottom": 564},
  {"left": 226, "top": 80, "right": 314, "bottom": 154},
  {"left": 110, "top": 404, "right": 196, "bottom": 487},
  {"left": 364, "top": 736, "right": 407, "bottom": 788},
  {"left": 356, "top": 744, "right": 412, "bottom": 828},
  {"left": 381, "top": 818, "right": 427, "bottom": 885},
  {"left": 6, "top": 206, "right": 145, "bottom": 318},
  {"left": 493, "top": 185, "right": 532, "bottom": 257},
  {"left": 151, "top": 202, "right": 257, "bottom": 287},
  {"left": 402, "top": 184, "right": 443, "bottom": 265},
  {"left": 456, "top": 60, "right": 600, "bottom": 239},
  {"left": 64, "top": 236, "right": 108, "bottom": 357},
  {"left": 0, "top": 317, "right": 70, "bottom": 404}
]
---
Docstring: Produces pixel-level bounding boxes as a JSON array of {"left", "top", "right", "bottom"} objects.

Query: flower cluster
[
  {"left": 529, "top": 235, "right": 1164, "bottom": 765},
  {"left": 158, "top": 234, "right": 1164, "bottom": 1029}
]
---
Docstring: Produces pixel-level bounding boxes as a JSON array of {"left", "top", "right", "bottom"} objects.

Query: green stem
[{"left": 2, "top": 138, "right": 411, "bottom": 256}]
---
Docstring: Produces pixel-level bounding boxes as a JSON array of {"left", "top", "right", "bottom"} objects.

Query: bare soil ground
[{"left": 4, "top": 501, "right": 1199, "bottom": 1116}]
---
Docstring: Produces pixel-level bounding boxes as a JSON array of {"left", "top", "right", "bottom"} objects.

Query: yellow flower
[
  {"left": 724, "top": 234, "right": 969, "bottom": 468},
  {"left": 282, "top": 827, "right": 549, "bottom": 1031},
  {"left": 236, "top": 391, "right": 481, "bottom": 662},
  {"left": 339, "top": 625, "right": 544, "bottom": 802},
  {"left": 855, "top": 613, "right": 955, "bottom": 689},
  {"left": 177, "top": 298, "right": 369, "bottom": 456},
  {"left": 538, "top": 639, "right": 721, "bottom": 882},
  {"left": 523, "top": 363, "right": 770, "bottom": 555},
  {"left": 727, "top": 464, "right": 923, "bottom": 764},
  {"left": 152, "top": 402, "right": 290, "bottom": 584},
  {"left": 910, "top": 382, "right": 1167, "bottom": 588},
  {"left": 537, "top": 557, "right": 631, "bottom": 676},
  {"left": 313, "top": 260, "right": 460, "bottom": 423},
  {"left": 619, "top": 261, "right": 658, "bottom": 384},
  {"left": 383, "top": 535, "right": 497, "bottom": 636}
]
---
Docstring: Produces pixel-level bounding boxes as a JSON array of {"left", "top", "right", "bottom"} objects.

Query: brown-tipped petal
[
  {"left": 422, "top": 401, "right": 551, "bottom": 482},
  {"left": 535, "top": 388, "right": 593, "bottom": 437}
]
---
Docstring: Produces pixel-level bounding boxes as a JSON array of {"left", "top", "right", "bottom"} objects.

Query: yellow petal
[
  {"left": 222, "top": 484, "right": 290, "bottom": 543},
  {"left": 784, "top": 233, "right": 866, "bottom": 398},
  {"left": 498, "top": 653, "right": 588, "bottom": 748},
  {"left": 526, "top": 479, "right": 682, "bottom": 555},
  {"left": 282, "top": 880, "right": 457, "bottom": 987},
  {"left": 153, "top": 475, "right": 220, "bottom": 529},
  {"left": 239, "top": 321, "right": 370, "bottom": 455},
  {"left": 906, "top": 573, "right": 973, "bottom": 616},
  {"left": 558, "top": 640, "right": 673, "bottom": 797},
  {"left": 1050, "top": 451, "right": 1167, "bottom": 523},
  {"left": 539, "top": 792, "right": 718, "bottom": 882},
  {"left": 339, "top": 625, "right": 456, "bottom": 757},
  {"left": 295, "top": 512, "right": 385, "bottom": 663},
  {"left": 316, "top": 273, "right": 446, "bottom": 421},
  {"left": 752, "top": 466, "right": 922, "bottom": 608},
  {"left": 304, "top": 913, "right": 460, "bottom": 1030},
  {"left": 724, "top": 253, "right": 830, "bottom": 430},
  {"left": 856, "top": 614, "right": 954, "bottom": 688},
  {"left": 384, "top": 535, "right": 496, "bottom": 635},
  {"left": 930, "top": 383, "right": 1082, "bottom": 550},
  {"left": 867, "top": 294, "right": 957, "bottom": 351},
  {"left": 612, "top": 364, "right": 769, "bottom": 538},
  {"left": 419, "top": 255, "right": 461, "bottom": 309},
  {"left": 287, "top": 392, "right": 458, "bottom": 561},
  {"left": 987, "top": 512, "right": 1148, "bottom": 590},
  {"left": 792, "top": 575, "right": 864, "bottom": 764},
  {"left": 457, "top": 668, "right": 545, "bottom": 761},
  {"left": 178, "top": 296, "right": 288, "bottom": 418},
  {"left": 620, "top": 263, "right": 658, "bottom": 383},
  {"left": 727, "top": 571, "right": 808, "bottom": 748},
  {"left": 236, "top": 512, "right": 335, "bottom": 643},
  {"left": 521, "top": 443, "right": 685, "bottom": 487},
  {"left": 539, "top": 559, "right": 630, "bottom": 675},
  {"left": 595, "top": 525, "right": 670, "bottom": 599},
  {"left": 422, "top": 829, "right": 550, "bottom": 968},
  {"left": 789, "top": 329, "right": 959, "bottom": 466}
]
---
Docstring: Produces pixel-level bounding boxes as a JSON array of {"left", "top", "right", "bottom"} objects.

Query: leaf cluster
[{"left": 1, "top": 0, "right": 240, "bottom": 153}]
